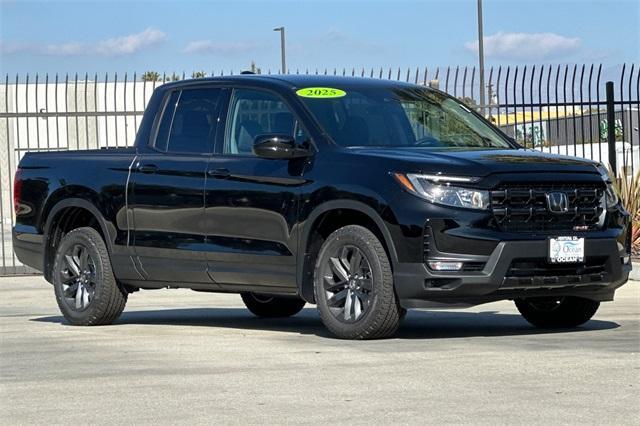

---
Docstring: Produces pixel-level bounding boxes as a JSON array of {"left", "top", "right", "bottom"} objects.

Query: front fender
[{"left": 296, "top": 199, "right": 398, "bottom": 303}]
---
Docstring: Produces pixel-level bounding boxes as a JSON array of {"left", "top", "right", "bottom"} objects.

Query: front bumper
[{"left": 394, "top": 237, "right": 631, "bottom": 308}]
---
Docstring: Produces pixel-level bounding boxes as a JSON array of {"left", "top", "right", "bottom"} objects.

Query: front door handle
[
  {"left": 207, "top": 168, "right": 230, "bottom": 179},
  {"left": 138, "top": 164, "right": 158, "bottom": 174}
]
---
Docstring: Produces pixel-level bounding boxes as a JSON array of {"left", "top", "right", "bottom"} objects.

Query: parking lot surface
[{"left": 1, "top": 276, "right": 638, "bottom": 425}]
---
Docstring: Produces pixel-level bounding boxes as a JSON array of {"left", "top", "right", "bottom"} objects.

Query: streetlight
[
  {"left": 477, "top": 0, "right": 486, "bottom": 110},
  {"left": 273, "top": 26, "right": 286, "bottom": 74}
]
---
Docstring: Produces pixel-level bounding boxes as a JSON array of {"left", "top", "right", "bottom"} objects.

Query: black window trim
[{"left": 147, "top": 89, "right": 174, "bottom": 152}]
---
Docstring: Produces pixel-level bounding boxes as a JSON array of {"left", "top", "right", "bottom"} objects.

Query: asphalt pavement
[{"left": 1, "top": 275, "right": 638, "bottom": 425}]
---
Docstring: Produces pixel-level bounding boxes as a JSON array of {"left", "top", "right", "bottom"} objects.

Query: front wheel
[
  {"left": 314, "top": 225, "right": 401, "bottom": 340},
  {"left": 515, "top": 296, "right": 600, "bottom": 328}
]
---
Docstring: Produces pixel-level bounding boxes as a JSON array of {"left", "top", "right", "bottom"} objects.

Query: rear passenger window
[{"left": 154, "top": 88, "right": 222, "bottom": 154}]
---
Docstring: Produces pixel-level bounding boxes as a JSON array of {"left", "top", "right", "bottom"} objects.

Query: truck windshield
[{"left": 300, "top": 86, "right": 512, "bottom": 150}]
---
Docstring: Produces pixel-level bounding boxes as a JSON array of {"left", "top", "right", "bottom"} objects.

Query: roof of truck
[{"left": 159, "top": 74, "right": 421, "bottom": 91}]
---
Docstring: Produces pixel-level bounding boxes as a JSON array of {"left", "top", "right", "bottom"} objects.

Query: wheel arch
[
  {"left": 42, "top": 198, "right": 115, "bottom": 281},
  {"left": 297, "top": 200, "right": 398, "bottom": 303}
]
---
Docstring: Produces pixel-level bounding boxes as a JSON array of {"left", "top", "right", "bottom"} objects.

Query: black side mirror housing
[{"left": 252, "top": 134, "right": 310, "bottom": 159}]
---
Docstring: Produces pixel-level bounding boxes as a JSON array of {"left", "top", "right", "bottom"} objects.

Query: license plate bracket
[{"left": 548, "top": 236, "right": 585, "bottom": 263}]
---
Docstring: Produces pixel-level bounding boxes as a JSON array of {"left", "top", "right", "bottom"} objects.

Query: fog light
[{"left": 428, "top": 261, "right": 463, "bottom": 271}]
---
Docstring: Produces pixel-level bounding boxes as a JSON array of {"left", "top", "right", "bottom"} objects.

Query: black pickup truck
[{"left": 13, "top": 75, "right": 632, "bottom": 339}]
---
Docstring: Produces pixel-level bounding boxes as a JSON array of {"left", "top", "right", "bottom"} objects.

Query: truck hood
[{"left": 347, "top": 147, "right": 600, "bottom": 176}]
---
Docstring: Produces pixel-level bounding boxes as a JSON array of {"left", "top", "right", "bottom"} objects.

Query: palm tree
[{"left": 141, "top": 71, "right": 160, "bottom": 82}]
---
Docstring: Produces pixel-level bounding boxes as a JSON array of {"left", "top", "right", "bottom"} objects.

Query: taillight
[{"left": 13, "top": 168, "right": 22, "bottom": 215}]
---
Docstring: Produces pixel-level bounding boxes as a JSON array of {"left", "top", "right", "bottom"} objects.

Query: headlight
[
  {"left": 605, "top": 182, "right": 619, "bottom": 207},
  {"left": 596, "top": 163, "right": 619, "bottom": 207},
  {"left": 393, "top": 173, "right": 489, "bottom": 210}
]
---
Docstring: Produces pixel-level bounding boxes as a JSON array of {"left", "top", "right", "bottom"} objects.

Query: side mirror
[{"left": 252, "top": 134, "right": 310, "bottom": 159}]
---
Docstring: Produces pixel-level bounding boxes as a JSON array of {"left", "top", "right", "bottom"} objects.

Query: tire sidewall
[
  {"left": 52, "top": 228, "right": 109, "bottom": 324},
  {"left": 314, "top": 226, "right": 393, "bottom": 336}
]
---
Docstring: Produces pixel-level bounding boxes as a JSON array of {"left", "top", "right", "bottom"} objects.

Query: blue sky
[{"left": 0, "top": 0, "right": 638, "bottom": 75}]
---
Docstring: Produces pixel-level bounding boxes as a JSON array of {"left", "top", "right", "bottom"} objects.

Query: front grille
[
  {"left": 506, "top": 257, "right": 607, "bottom": 277},
  {"left": 491, "top": 183, "right": 605, "bottom": 232},
  {"left": 501, "top": 257, "right": 608, "bottom": 289}
]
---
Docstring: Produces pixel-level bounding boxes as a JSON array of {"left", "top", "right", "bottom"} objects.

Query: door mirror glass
[{"left": 252, "top": 134, "right": 309, "bottom": 159}]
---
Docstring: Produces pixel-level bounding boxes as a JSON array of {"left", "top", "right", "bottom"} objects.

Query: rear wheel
[
  {"left": 314, "top": 225, "right": 401, "bottom": 339},
  {"left": 515, "top": 296, "right": 600, "bottom": 328},
  {"left": 241, "top": 293, "right": 306, "bottom": 318},
  {"left": 52, "top": 227, "right": 127, "bottom": 325}
]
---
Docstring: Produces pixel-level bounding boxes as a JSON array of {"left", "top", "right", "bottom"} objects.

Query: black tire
[
  {"left": 515, "top": 296, "right": 600, "bottom": 328},
  {"left": 241, "top": 293, "right": 306, "bottom": 318},
  {"left": 314, "top": 225, "right": 401, "bottom": 339},
  {"left": 52, "top": 227, "right": 127, "bottom": 325}
]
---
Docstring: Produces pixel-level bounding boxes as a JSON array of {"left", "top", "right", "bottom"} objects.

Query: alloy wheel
[
  {"left": 250, "top": 293, "right": 275, "bottom": 304},
  {"left": 321, "top": 245, "right": 373, "bottom": 323},
  {"left": 59, "top": 243, "right": 96, "bottom": 311}
]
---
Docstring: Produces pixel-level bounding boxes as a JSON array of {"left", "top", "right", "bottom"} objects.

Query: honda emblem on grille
[{"left": 546, "top": 192, "right": 569, "bottom": 213}]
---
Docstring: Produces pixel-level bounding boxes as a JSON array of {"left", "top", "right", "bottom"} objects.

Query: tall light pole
[
  {"left": 273, "top": 26, "right": 286, "bottom": 74},
  {"left": 477, "top": 0, "right": 486, "bottom": 111}
]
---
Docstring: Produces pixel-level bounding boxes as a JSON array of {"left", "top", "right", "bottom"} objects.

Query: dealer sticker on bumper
[{"left": 549, "top": 236, "right": 585, "bottom": 263}]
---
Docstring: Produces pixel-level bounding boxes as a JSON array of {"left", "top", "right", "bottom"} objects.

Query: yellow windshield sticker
[{"left": 296, "top": 87, "right": 346, "bottom": 98}]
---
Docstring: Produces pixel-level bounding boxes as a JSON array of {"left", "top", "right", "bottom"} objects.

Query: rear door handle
[
  {"left": 138, "top": 164, "right": 158, "bottom": 174},
  {"left": 207, "top": 168, "right": 230, "bottom": 179}
]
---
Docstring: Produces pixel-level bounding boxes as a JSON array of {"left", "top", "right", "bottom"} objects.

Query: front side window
[
  {"left": 299, "top": 87, "right": 512, "bottom": 150},
  {"left": 154, "top": 87, "right": 222, "bottom": 154},
  {"left": 224, "top": 89, "right": 308, "bottom": 155}
]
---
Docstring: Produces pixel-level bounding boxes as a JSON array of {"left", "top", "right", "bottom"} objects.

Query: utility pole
[
  {"left": 273, "top": 27, "right": 286, "bottom": 74},
  {"left": 477, "top": 0, "right": 486, "bottom": 111}
]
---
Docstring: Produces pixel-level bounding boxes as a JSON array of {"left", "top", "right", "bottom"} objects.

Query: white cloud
[
  {"left": 315, "top": 27, "right": 383, "bottom": 52},
  {"left": 1, "top": 28, "right": 166, "bottom": 56},
  {"left": 0, "top": 41, "right": 34, "bottom": 54},
  {"left": 94, "top": 28, "right": 166, "bottom": 55},
  {"left": 320, "top": 27, "right": 348, "bottom": 43},
  {"left": 42, "top": 42, "right": 86, "bottom": 56},
  {"left": 184, "top": 40, "right": 259, "bottom": 55},
  {"left": 465, "top": 32, "right": 581, "bottom": 60}
]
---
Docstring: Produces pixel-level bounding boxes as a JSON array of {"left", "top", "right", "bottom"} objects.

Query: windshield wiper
[{"left": 414, "top": 136, "right": 441, "bottom": 147}]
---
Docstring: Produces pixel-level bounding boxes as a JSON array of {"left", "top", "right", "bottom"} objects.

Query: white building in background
[{"left": 1, "top": 78, "right": 163, "bottom": 229}]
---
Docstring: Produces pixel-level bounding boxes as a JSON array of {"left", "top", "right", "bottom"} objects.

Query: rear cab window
[{"left": 153, "top": 87, "right": 223, "bottom": 154}]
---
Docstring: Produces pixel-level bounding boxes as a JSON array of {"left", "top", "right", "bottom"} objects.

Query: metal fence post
[{"left": 605, "top": 81, "right": 617, "bottom": 176}]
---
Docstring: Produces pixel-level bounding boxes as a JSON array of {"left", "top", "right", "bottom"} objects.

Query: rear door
[
  {"left": 203, "top": 87, "right": 311, "bottom": 290},
  {"left": 130, "top": 86, "right": 225, "bottom": 283}
]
